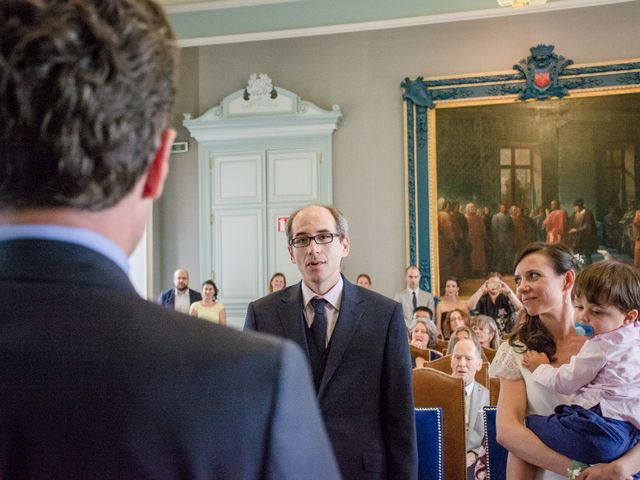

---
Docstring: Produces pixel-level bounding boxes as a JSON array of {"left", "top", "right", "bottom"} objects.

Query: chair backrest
[
  {"left": 489, "top": 377, "right": 501, "bottom": 406},
  {"left": 428, "top": 348, "right": 443, "bottom": 361},
  {"left": 435, "top": 339, "right": 448, "bottom": 354},
  {"left": 483, "top": 347, "right": 497, "bottom": 362},
  {"left": 483, "top": 406, "right": 508, "bottom": 479},
  {"left": 415, "top": 408, "right": 444, "bottom": 480},
  {"left": 413, "top": 368, "right": 466, "bottom": 480},
  {"left": 425, "top": 355, "right": 489, "bottom": 389}
]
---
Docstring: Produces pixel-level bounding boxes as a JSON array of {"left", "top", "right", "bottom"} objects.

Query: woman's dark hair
[
  {"left": 445, "top": 276, "right": 459, "bottom": 287},
  {"left": 509, "top": 242, "right": 579, "bottom": 361},
  {"left": 202, "top": 280, "right": 218, "bottom": 300}
]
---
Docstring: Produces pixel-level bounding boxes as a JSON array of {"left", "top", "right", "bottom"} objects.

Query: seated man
[{"left": 450, "top": 337, "right": 489, "bottom": 479}]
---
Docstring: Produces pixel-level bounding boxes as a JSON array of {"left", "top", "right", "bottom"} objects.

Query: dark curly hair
[
  {"left": 0, "top": 0, "right": 177, "bottom": 210},
  {"left": 509, "top": 242, "right": 580, "bottom": 362}
]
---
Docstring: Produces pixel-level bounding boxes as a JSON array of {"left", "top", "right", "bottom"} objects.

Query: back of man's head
[{"left": 0, "top": 0, "right": 177, "bottom": 211}]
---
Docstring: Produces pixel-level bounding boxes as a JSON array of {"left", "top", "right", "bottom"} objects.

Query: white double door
[{"left": 202, "top": 146, "right": 330, "bottom": 327}]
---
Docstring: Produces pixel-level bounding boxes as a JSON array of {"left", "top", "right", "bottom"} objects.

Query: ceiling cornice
[
  {"left": 161, "top": 0, "right": 303, "bottom": 14},
  {"left": 173, "top": 0, "right": 636, "bottom": 48}
]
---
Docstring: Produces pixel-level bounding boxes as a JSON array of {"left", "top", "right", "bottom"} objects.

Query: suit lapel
[
  {"left": 318, "top": 278, "right": 363, "bottom": 398},
  {"left": 278, "top": 283, "right": 309, "bottom": 354}
]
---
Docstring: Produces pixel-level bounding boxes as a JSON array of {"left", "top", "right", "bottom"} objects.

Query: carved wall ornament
[
  {"left": 514, "top": 44, "right": 573, "bottom": 101},
  {"left": 243, "top": 73, "right": 278, "bottom": 103}
]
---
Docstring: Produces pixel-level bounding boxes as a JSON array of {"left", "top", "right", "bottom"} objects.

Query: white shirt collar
[
  {"left": 302, "top": 276, "right": 343, "bottom": 310},
  {"left": 465, "top": 381, "right": 475, "bottom": 397}
]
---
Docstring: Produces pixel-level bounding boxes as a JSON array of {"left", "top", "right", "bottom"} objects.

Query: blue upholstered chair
[
  {"left": 483, "top": 406, "right": 508, "bottom": 479},
  {"left": 413, "top": 368, "right": 466, "bottom": 480},
  {"left": 415, "top": 407, "right": 444, "bottom": 480}
]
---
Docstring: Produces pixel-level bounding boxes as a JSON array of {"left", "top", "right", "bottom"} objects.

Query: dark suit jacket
[
  {"left": 157, "top": 286, "right": 201, "bottom": 309},
  {"left": 245, "top": 276, "right": 418, "bottom": 480},
  {"left": 568, "top": 207, "right": 598, "bottom": 254},
  {"left": 0, "top": 238, "right": 340, "bottom": 480}
]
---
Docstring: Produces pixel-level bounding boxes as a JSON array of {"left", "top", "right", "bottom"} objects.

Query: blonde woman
[
  {"left": 189, "top": 280, "right": 227, "bottom": 325},
  {"left": 471, "top": 314, "right": 501, "bottom": 350}
]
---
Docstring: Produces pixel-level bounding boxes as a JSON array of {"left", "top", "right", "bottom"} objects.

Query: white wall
[{"left": 157, "top": 2, "right": 640, "bottom": 301}]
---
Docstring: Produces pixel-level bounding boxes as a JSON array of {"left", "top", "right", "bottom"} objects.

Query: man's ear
[
  {"left": 142, "top": 128, "right": 176, "bottom": 199},
  {"left": 341, "top": 235, "right": 350, "bottom": 257}
]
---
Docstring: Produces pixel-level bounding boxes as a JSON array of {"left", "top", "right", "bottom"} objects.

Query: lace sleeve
[{"left": 489, "top": 342, "right": 523, "bottom": 380}]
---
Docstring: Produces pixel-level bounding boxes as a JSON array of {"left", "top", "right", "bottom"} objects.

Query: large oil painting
[{"left": 402, "top": 45, "right": 640, "bottom": 296}]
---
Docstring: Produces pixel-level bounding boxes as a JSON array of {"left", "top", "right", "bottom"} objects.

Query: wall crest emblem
[{"left": 514, "top": 44, "right": 573, "bottom": 101}]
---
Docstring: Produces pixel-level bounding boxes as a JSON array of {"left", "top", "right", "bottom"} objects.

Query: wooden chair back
[
  {"left": 435, "top": 339, "right": 448, "bottom": 354},
  {"left": 483, "top": 347, "right": 497, "bottom": 363},
  {"left": 425, "top": 355, "right": 490, "bottom": 389},
  {"left": 489, "top": 377, "right": 501, "bottom": 406},
  {"left": 410, "top": 346, "right": 443, "bottom": 362},
  {"left": 413, "top": 368, "right": 466, "bottom": 480}
]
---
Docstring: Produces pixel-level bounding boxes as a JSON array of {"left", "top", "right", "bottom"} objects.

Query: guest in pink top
[
  {"left": 542, "top": 199, "right": 568, "bottom": 244},
  {"left": 521, "top": 260, "right": 640, "bottom": 479}
]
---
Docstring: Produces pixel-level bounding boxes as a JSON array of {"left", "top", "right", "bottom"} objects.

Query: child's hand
[{"left": 522, "top": 350, "right": 550, "bottom": 372}]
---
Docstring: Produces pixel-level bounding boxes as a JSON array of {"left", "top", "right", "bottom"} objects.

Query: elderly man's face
[
  {"left": 173, "top": 270, "right": 189, "bottom": 292},
  {"left": 450, "top": 338, "right": 482, "bottom": 386}
]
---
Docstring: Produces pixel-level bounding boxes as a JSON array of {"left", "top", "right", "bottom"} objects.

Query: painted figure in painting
[
  {"left": 491, "top": 204, "right": 514, "bottom": 275},
  {"left": 543, "top": 199, "right": 568, "bottom": 244},
  {"left": 567, "top": 198, "right": 598, "bottom": 265},
  {"left": 465, "top": 203, "right": 488, "bottom": 277},
  {"left": 438, "top": 198, "right": 464, "bottom": 289}
]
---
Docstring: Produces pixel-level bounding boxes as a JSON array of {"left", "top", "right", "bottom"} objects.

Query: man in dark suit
[
  {"left": 0, "top": 2, "right": 339, "bottom": 479},
  {"left": 568, "top": 198, "right": 598, "bottom": 265},
  {"left": 245, "top": 204, "right": 418, "bottom": 480},
  {"left": 158, "top": 268, "right": 202, "bottom": 313}
]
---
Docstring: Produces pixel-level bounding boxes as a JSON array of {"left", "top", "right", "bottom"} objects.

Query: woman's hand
[{"left": 500, "top": 281, "right": 513, "bottom": 295}]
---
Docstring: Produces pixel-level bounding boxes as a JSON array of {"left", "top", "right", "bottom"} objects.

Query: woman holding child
[{"left": 490, "top": 242, "right": 640, "bottom": 479}]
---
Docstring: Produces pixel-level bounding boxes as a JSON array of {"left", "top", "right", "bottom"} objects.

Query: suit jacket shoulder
[
  {"left": 467, "top": 382, "right": 490, "bottom": 453},
  {"left": 0, "top": 239, "right": 339, "bottom": 480}
]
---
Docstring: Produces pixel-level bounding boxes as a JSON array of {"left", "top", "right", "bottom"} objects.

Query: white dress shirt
[{"left": 301, "top": 277, "right": 343, "bottom": 345}]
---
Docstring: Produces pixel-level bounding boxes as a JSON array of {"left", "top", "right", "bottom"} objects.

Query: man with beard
[{"left": 158, "top": 268, "right": 202, "bottom": 313}]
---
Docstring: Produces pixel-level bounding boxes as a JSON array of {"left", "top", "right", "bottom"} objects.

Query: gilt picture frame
[{"left": 402, "top": 45, "right": 640, "bottom": 296}]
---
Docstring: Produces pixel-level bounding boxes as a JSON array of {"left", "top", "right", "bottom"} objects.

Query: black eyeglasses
[{"left": 289, "top": 233, "right": 340, "bottom": 248}]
